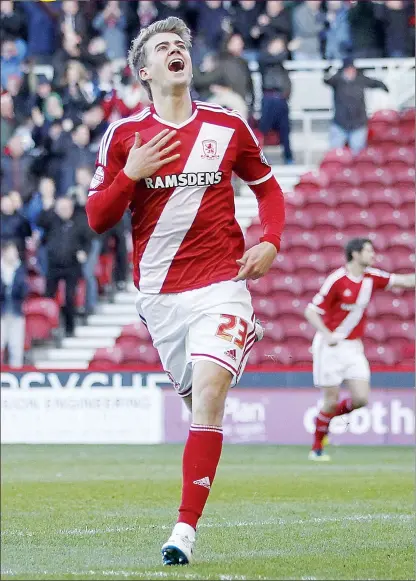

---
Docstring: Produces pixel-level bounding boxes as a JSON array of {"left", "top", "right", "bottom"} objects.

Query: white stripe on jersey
[
  {"left": 319, "top": 267, "right": 346, "bottom": 297},
  {"left": 334, "top": 277, "right": 373, "bottom": 339},
  {"left": 246, "top": 171, "right": 273, "bottom": 186},
  {"left": 98, "top": 108, "right": 151, "bottom": 166},
  {"left": 139, "top": 122, "right": 235, "bottom": 293},
  {"left": 195, "top": 103, "right": 261, "bottom": 148}
]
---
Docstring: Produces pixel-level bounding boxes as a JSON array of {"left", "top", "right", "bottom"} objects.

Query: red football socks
[
  {"left": 313, "top": 398, "right": 355, "bottom": 450},
  {"left": 177, "top": 424, "right": 223, "bottom": 530}
]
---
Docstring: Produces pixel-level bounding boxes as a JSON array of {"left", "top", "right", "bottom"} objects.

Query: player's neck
[
  {"left": 346, "top": 262, "right": 365, "bottom": 279},
  {"left": 152, "top": 91, "right": 193, "bottom": 125}
]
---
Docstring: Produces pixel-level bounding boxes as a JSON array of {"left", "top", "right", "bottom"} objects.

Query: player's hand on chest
[{"left": 123, "top": 129, "right": 181, "bottom": 182}]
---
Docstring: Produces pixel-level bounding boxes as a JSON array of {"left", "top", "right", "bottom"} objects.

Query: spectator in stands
[
  {"left": 59, "top": 0, "right": 87, "bottom": 41},
  {"left": 0, "top": 193, "right": 31, "bottom": 258},
  {"left": 6, "top": 73, "right": 31, "bottom": 125},
  {"left": 84, "top": 36, "right": 109, "bottom": 71},
  {"left": 21, "top": 1, "right": 59, "bottom": 63},
  {"left": 154, "top": 1, "right": 186, "bottom": 22},
  {"left": 348, "top": 0, "right": 383, "bottom": 58},
  {"left": 251, "top": 0, "right": 292, "bottom": 49},
  {"left": 1, "top": 134, "right": 36, "bottom": 201},
  {"left": 324, "top": 57, "right": 389, "bottom": 154},
  {"left": 258, "top": 36, "right": 293, "bottom": 165},
  {"left": 82, "top": 103, "right": 109, "bottom": 149},
  {"left": 0, "top": 1, "right": 26, "bottom": 42},
  {"left": 70, "top": 166, "right": 100, "bottom": 315},
  {"left": 59, "top": 123, "right": 96, "bottom": 195},
  {"left": 230, "top": 0, "right": 263, "bottom": 60},
  {"left": 1, "top": 91, "right": 17, "bottom": 151},
  {"left": 59, "top": 60, "right": 96, "bottom": 120},
  {"left": 373, "top": 0, "right": 411, "bottom": 57},
  {"left": 323, "top": 0, "right": 352, "bottom": 60},
  {"left": 37, "top": 196, "right": 90, "bottom": 336},
  {"left": 0, "top": 240, "right": 28, "bottom": 368},
  {"left": 23, "top": 176, "right": 56, "bottom": 276},
  {"left": 1, "top": 37, "right": 27, "bottom": 88},
  {"left": 193, "top": 1, "right": 230, "bottom": 52},
  {"left": 291, "top": 0, "right": 324, "bottom": 60},
  {"left": 193, "top": 33, "right": 253, "bottom": 119},
  {"left": 92, "top": 1, "right": 128, "bottom": 62},
  {"left": 52, "top": 28, "right": 83, "bottom": 74}
]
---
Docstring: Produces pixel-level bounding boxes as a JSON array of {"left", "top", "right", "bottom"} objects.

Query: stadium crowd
[{"left": 0, "top": 0, "right": 415, "bottom": 366}]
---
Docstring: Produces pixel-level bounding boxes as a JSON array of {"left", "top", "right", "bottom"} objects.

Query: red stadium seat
[
  {"left": 295, "top": 170, "right": 329, "bottom": 195},
  {"left": 270, "top": 254, "right": 295, "bottom": 273},
  {"left": 121, "top": 343, "right": 161, "bottom": 365},
  {"left": 263, "top": 321, "right": 285, "bottom": 342},
  {"left": 343, "top": 209, "right": 377, "bottom": 230},
  {"left": 295, "top": 253, "right": 328, "bottom": 276},
  {"left": 383, "top": 145, "right": 415, "bottom": 171},
  {"left": 284, "top": 320, "right": 315, "bottom": 342},
  {"left": 284, "top": 190, "right": 305, "bottom": 208},
  {"left": 286, "top": 232, "right": 321, "bottom": 252},
  {"left": 384, "top": 321, "right": 415, "bottom": 351},
  {"left": 259, "top": 344, "right": 292, "bottom": 365},
  {"left": 89, "top": 346, "right": 123, "bottom": 369},
  {"left": 388, "top": 251, "right": 415, "bottom": 274},
  {"left": 323, "top": 249, "right": 344, "bottom": 272},
  {"left": 354, "top": 146, "right": 384, "bottom": 172},
  {"left": 374, "top": 209, "right": 411, "bottom": 232},
  {"left": 23, "top": 298, "right": 60, "bottom": 341},
  {"left": 252, "top": 297, "right": 280, "bottom": 318},
  {"left": 285, "top": 209, "right": 314, "bottom": 232},
  {"left": 367, "top": 187, "right": 401, "bottom": 209},
  {"left": 400, "top": 108, "right": 415, "bottom": 123},
  {"left": 27, "top": 275, "right": 46, "bottom": 298},
  {"left": 364, "top": 232, "right": 387, "bottom": 252},
  {"left": 302, "top": 189, "right": 335, "bottom": 211},
  {"left": 288, "top": 343, "right": 313, "bottom": 365},
  {"left": 320, "top": 148, "right": 354, "bottom": 175},
  {"left": 358, "top": 167, "right": 393, "bottom": 194},
  {"left": 95, "top": 253, "right": 115, "bottom": 292},
  {"left": 276, "top": 296, "right": 308, "bottom": 318},
  {"left": 328, "top": 168, "right": 360, "bottom": 192},
  {"left": 248, "top": 276, "right": 273, "bottom": 296},
  {"left": 338, "top": 188, "right": 369, "bottom": 211},
  {"left": 270, "top": 274, "right": 303, "bottom": 296},
  {"left": 119, "top": 322, "right": 151, "bottom": 341},
  {"left": 396, "top": 185, "right": 414, "bottom": 207},
  {"left": 370, "top": 109, "right": 401, "bottom": 126},
  {"left": 312, "top": 209, "right": 345, "bottom": 230},
  {"left": 365, "top": 345, "right": 398, "bottom": 366},
  {"left": 373, "top": 295, "right": 413, "bottom": 320},
  {"left": 365, "top": 321, "right": 387, "bottom": 343},
  {"left": 388, "top": 232, "right": 414, "bottom": 252},
  {"left": 245, "top": 225, "right": 263, "bottom": 249},
  {"left": 372, "top": 253, "right": 393, "bottom": 272},
  {"left": 381, "top": 125, "right": 414, "bottom": 145},
  {"left": 394, "top": 167, "right": 415, "bottom": 196},
  {"left": 320, "top": 232, "right": 348, "bottom": 251},
  {"left": 300, "top": 274, "right": 326, "bottom": 297}
]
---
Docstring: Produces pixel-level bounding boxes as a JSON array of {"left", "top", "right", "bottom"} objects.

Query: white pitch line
[{"left": 1, "top": 513, "right": 412, "bottom": 540}]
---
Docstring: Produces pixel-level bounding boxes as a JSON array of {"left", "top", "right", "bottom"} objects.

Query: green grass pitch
[{"left": 1, "top": 445, "right": 414, "bottom": 580}]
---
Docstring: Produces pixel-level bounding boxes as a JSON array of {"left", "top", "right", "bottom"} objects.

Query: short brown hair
[{"left": 128, "top": 16, "right": 192, "bottom": 100}]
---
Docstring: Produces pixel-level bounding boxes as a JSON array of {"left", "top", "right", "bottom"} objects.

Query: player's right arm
[
  {"left": 304, "top": 276, "right": 340, "bottom": 346},
  {"left": 86, "top": 128, "right": 180, "bottom": 234}
]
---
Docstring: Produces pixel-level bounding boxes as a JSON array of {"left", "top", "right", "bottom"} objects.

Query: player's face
[
  {"left": 141, "top": 32, "right": 192, "bottom": 96},
  {"left": 358, "top": 242, "right": 375, "bottom": 267}
]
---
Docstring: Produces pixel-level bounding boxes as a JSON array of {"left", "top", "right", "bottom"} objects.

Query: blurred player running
[
  {"left": 304, "top": 238, "right": 415, "bottom": 461},
  {"left": 86, "top": 17, "right": 284, "bottom": 565}
]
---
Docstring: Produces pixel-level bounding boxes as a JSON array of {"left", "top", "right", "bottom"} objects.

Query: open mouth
[{"left": 168, "top": 58, "right": 185, "bottom": 72}]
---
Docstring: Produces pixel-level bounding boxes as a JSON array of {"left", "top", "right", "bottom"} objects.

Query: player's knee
[{"left": 351, "top": 396, "right": 368, "bottom": 409}]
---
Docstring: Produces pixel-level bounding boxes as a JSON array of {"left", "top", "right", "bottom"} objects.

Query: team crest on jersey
[
  {"left": 90, "top": 166, "right": 104, "bottom": 189},
  {"left": 201, "top": 140, "right": 219, "bottom": 159}
]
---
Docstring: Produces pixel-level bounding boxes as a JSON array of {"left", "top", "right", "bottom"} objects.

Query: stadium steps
[{"left": 31, "top": 164, "right": 308, "bottom": 369}]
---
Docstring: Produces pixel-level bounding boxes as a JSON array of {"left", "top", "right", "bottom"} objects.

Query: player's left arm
[
  {"left": 232, "top": 116, "right": 285, "bottom": 282},
  {"left": 388, "top": 273, "right": 415, "bottom": 289}
]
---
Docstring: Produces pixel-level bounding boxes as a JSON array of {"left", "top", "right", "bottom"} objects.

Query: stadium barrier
[{"left": 1, "top": 368, "right": 413, "bottom": 445}]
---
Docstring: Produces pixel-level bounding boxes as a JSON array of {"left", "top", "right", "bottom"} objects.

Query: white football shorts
[
  {"left": 312, "top": 332, "right": 371, "bottom": 388},
  {"left": 135, "top": 280, "right": 256, "bottom": 397}
]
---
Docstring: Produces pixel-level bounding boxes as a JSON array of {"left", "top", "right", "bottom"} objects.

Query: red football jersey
[
  {"left": 309, "top": 267, "right": 395, "bottom": 339},
  {"left": 87, "top": 101, "right": 284, "bottom": 293}
]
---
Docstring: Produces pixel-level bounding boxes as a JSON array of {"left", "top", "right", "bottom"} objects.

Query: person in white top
[{"left": 304, "top": 238, "right": 414, "bottom": 461}]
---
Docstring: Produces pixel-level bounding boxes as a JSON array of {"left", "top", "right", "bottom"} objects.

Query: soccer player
[
  {"left": 86, "top": 17, "right": 285, "bottom": 565},
  {"left": 305, "top": 238, "right": 415, "bottom": 461}
]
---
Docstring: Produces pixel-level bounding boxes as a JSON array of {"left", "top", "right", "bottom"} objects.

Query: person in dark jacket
[
  {"left": 0, "top": 193, "right": 32, "bottom": 258},
  {"left": 325, "top": 57, "right": 389, "bottom": 154},
  {"left": 230, "top": 0, "right": 263, "bottom": 57},
  {"left": 37, "top": 195, "right": 90, "bottom": 336},
  {"left": 258, "top": 36, "right": 293, "bottom": 164},
  {"left": 373, "top": 0, "right": 411, "bottom": 58},
  {"left": 0, "top": 240, "right": 28, "bottom": 367},
  {"left": 348, "top": 0, "right": 383, "bottom": 58},
  {"left": 252, "top": 0, "right": 292, "bottom": 49}
]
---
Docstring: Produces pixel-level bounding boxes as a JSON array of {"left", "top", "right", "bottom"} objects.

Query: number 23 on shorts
[{"left": 215, "top": 314, "right": 248, "bottom": 349}]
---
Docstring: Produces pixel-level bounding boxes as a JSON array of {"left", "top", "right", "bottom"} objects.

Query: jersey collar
[{"left": 150, "top": 101, "right": 198, "bottom": 129}]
